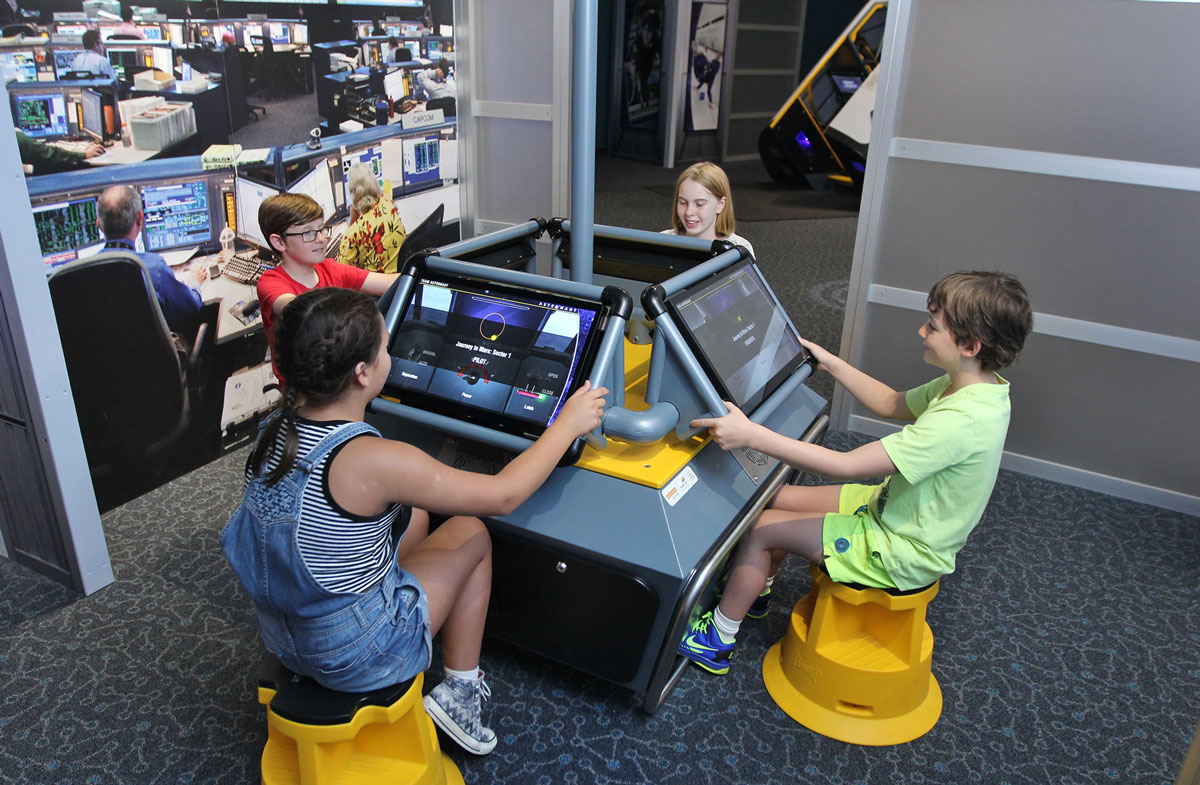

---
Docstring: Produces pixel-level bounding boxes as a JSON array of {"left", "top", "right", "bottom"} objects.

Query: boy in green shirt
[{"left": 680, "top": 271, "right": 1034, "bottom": 674}]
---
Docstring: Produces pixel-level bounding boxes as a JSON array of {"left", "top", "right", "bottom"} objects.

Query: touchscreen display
[
  {"left": 667, "top": 261, "right": 808, "bottom": 413},
  {"left": 385, "top": 273, "right": 606, "bottom": 437}
]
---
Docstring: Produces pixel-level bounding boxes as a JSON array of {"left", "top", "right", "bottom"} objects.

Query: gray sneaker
[{"left": 423, "top": 673, "right": 497, "bottom": 755}]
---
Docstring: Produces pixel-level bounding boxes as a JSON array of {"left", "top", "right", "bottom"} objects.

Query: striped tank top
[{"left": 247, "top": 418, "right": 406, "bottom": 595}]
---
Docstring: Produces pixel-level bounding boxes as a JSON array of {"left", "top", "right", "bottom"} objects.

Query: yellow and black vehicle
[{"left": 758, "top": 2, "right": 887, "bottom": 190}]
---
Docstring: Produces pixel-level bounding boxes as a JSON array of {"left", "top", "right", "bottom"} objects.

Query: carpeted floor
[{"left": 2, "top": 154, "right": 1197, "bottom": 785}]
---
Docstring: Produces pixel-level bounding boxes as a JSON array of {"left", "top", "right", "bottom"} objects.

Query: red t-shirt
[{"left": 257, "top": 259, "right": 370, "bottom": 383}]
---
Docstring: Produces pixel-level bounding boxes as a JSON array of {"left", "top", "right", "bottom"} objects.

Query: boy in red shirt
[{"left": 256, "top": 194, "right": 399, "bottom": 381}]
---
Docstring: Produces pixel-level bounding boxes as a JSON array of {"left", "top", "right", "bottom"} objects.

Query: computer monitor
[
  {"left": 361, "top": 40, "right": 383, "bottom": 66},
  {"left": 33, "top": 196, "right": 106, "bottom": 271},
  {"left": 166, "top": 23, "right": 185, "bottom": 44},
  {"left": 385, "top": 269, "right": 613, "bottom": 439},
  {"left": 242, "top": 24, "right": 263, "bottom": 48},
  {"left": 180, "top": 60, "right": 194, "bottom": 82},
  {"left": 341, "top": 145, "right": 383, "bottom": 204},
  {"left": 269, "top": 23, "right": 290, "bottom": 45},
  {"left": 402, "top": 40, "right": 420, "bottom": 60},
  {"left": 0, "top": 51, "right": 39, "bottom": 83},
  {"left": 52, "top": 49, "right": 85, "bottom": 80},
  {"left": 401, "top": 133, "right": 441, "bottom": 189},
  {"left": 140, "top": 179, "right": 214, "bottom": 253},
  {"left": 12, "top": 92, "right": 71, "bottom": 140},
  {"left": 56, "top": 24, "right": 90, "bottom": 36},
  {"left": 665, "top": 259, "right": 810, "bottom": 414},
  {"left": 426, "top": 40, "right": 442, "bottom": 58},
  {"left": 831, "top": 74, "right": 862, "bottom": 94},
  {"left": 400, "top": 23, "right": 420, "bottom": 36},
  {"left": 216, "top": 23, "right": 235, "bottom": 42},
  {"left": 80, "top": 88, "right": 105, "bottom": 140},
  {"left": 292, "top": 24, "right": 308, "bottom": 45},
  {"left": 150, "top": 45, "right": 173, "bottom": 74},
  {"left": 384, "top": 68, "right": 409, "bottom": 102},
  {"left": 107, "top": 48, "right": 138, "bottom": 77},
  {"left": 288, "top": 162, "right": 337, "bottom": 223},
  {"left": 139, "top": 25, "right": 163, "bottom": 41},
  {"left": 235, "top": 177, "right": 281, "bottom": 251}
]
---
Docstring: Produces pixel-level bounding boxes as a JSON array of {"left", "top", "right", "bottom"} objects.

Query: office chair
[
  {"left": 47, "top": 251, "right": 213, "bottom": 511},
  {"left": 2, "top": 23, "right": 36, "bottom": 37},
  {"left": 425, "top": 96, "right": 456, "bottom": 117},
  {"left": 396, "top": 203, "right": 445, "bottom": 268}
]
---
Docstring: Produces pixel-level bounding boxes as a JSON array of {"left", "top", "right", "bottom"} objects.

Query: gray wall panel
[
  {"left": 475, "top": 117, "right": 553, "bottom": 224},
  {"left": 729, "top": 74, "right": 801, "bottom": 115},
  {"left": 726, "top": 118, "right": 763, "bottom": 158},
  {"left": 735, "top": 30, "right": 801, "bottom": 70},
  {"left": 856, "top": 305, "right": 1200, "bottom": 497},
  {"left": 740, "top": 0, "right": 805, "bottom": 25},
  {"left": 898, "top": 0, "right": 1200, "bottom": 168},
  {"left": 475, "top": 2, "right": 554, "bottom": 105},
  {"left": 872, "top": 159, "right": 1200, "bottom": 341}
]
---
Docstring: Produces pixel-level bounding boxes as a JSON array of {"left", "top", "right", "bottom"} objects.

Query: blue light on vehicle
[{"left": 794, "top": 130, "right": 812, "bottom": 151}]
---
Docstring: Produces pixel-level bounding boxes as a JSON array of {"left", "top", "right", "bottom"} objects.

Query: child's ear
[
  {"left": 268, "top": 233, "right": 287, "bottom": 253},
  {"left": 960, "top": 338, "right": 982, "bottom": 358}
]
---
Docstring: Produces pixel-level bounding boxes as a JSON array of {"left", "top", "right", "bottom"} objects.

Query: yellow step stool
[
  {"left": 762, "top": 564, "right": 942, "bottom": 745},
  {"left": 256, "top": 656, "right": 464, "bottom": 785}
]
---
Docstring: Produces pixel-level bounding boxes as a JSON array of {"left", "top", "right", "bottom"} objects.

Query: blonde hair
[
  {"left": 671, "top": 161, "right": 735, "bottom": 238},
  {"left": 346, "top": 163, "right": 383, "bottom": 215}
]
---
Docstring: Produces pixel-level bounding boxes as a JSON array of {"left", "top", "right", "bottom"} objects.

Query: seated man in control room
[
  {"left": 96, "top": 185, "right": 207, "bottom": 334},
  {"left": 72, "top": 30, "right": 117, "bottom": 79},
  {"left": 417, "top": 59, "right": 455, "bottom": 101}
]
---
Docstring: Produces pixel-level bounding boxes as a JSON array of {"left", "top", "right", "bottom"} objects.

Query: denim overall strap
[{"left": 292, "top": 420, "right": 381, "bottom": 479}]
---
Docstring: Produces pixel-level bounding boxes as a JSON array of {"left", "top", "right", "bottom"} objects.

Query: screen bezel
[
  {"left": 140, "top": 178, "right": 214, "bottom": 253},
  {"left": 79, "top": 88, "right": 105, "bottom": 140},
  {"left": 665, "top": 259, "right": 810, "bottom": 414},
  {"left": 383, "top": 269, "right": 611, "bottom": 441},
  {"left": 13, "top": 92, "right": 70, "bottom": 139}
]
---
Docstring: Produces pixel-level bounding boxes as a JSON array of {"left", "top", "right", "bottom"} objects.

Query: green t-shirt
[{"left": 869, "top": 373, "right": 1011, "bottom": 590}]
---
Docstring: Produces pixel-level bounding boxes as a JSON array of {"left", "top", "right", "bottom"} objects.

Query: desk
[
  {"left": 83, "top": 133, "right": 200, "bottom": 165},
  {"left": 130, "top": 82, "right": 230, "bottom": 145},
  {"left": 179, "top": 253, "right": 262, "bottom": 342}
]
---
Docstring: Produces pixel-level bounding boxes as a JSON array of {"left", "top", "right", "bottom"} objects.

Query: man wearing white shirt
[
  {"left": 417, "top": 59, "right": 454, "bottom": 100},
  {"left": 72, "top": 30, "right": 116, "bottom": 79}
]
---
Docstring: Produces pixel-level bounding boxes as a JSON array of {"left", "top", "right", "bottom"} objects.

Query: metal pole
[{"left": 571, "top": 0, "right": 598, "bottom": 283}]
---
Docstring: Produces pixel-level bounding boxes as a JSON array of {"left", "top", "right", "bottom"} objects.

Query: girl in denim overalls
[{"left": 222, "top": 288, "right": 607, "bottom": 755}]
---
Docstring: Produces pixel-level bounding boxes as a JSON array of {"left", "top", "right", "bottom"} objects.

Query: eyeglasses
[{"left": 282, "top": 225, "right": 333, "bottom": 242}]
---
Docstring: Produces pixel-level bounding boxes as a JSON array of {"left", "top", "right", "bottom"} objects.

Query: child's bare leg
[
  {"left": 753, "top": 485, "right": 842, "bottom": 587},
  {"left": 771, "top": 483, "right": 843, "bottom": 515},
  {"left": 400, "top": 514, "right": 492, "bottom": 672},
  {"left": 719, "top": 510, "right": 825, "bottom": 622}
]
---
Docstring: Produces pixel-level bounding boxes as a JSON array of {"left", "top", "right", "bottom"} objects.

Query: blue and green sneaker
[
  {"left": 745, "top": 586, "right": 772, "bottom": 620},
  {"left": 678, "top": 611, "right": 736, "bottom": 674}
]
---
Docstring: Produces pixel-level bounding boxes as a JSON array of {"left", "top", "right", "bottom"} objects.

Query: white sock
[
  {"left": 445, "top": 665, "right": 481, "bottom": 683},
  {"left": 713, "top": 606, "right": 741, "bottom": 643},
  {"left": 762, "top": 575, "right": 775, "bottom": 593}
]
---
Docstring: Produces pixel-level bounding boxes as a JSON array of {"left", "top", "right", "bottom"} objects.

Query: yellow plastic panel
[{"left": 575, "top": 339, "right": 710, "bottom": 489}]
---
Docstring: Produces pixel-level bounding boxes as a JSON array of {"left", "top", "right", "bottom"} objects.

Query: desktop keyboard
[
  {"left": 223, "top": 252, "right": 273, "bottom": 285},
  {"left": 52, "top": 139, "right": 102, "bottom": 154},
  {"left": 325, "top": 228, "right": 345, "bottom": 259}
]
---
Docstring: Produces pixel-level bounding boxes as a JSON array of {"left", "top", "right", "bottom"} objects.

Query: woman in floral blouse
[{"left": 338, "top": 164, "right": 408, "bottom": 274}]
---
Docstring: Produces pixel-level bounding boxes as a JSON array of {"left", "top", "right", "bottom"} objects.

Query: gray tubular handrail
[
  {"left": 641, "top": 413, "right": 830, "bottom": 714},
  {"left": 434, "top": 219, "right": 544, "bottom": 259},
  {"left": 368, "top": 396, "right": 536, "bottom": 454}
]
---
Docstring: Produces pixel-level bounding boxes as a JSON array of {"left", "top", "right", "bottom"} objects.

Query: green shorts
[{"left": 821, "top": 483, "right": 897, "bottom": 589}]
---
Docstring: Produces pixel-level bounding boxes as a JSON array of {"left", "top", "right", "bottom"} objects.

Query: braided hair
[{"left": 248, "top": 288, "right": 384, "bottom": 485}]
